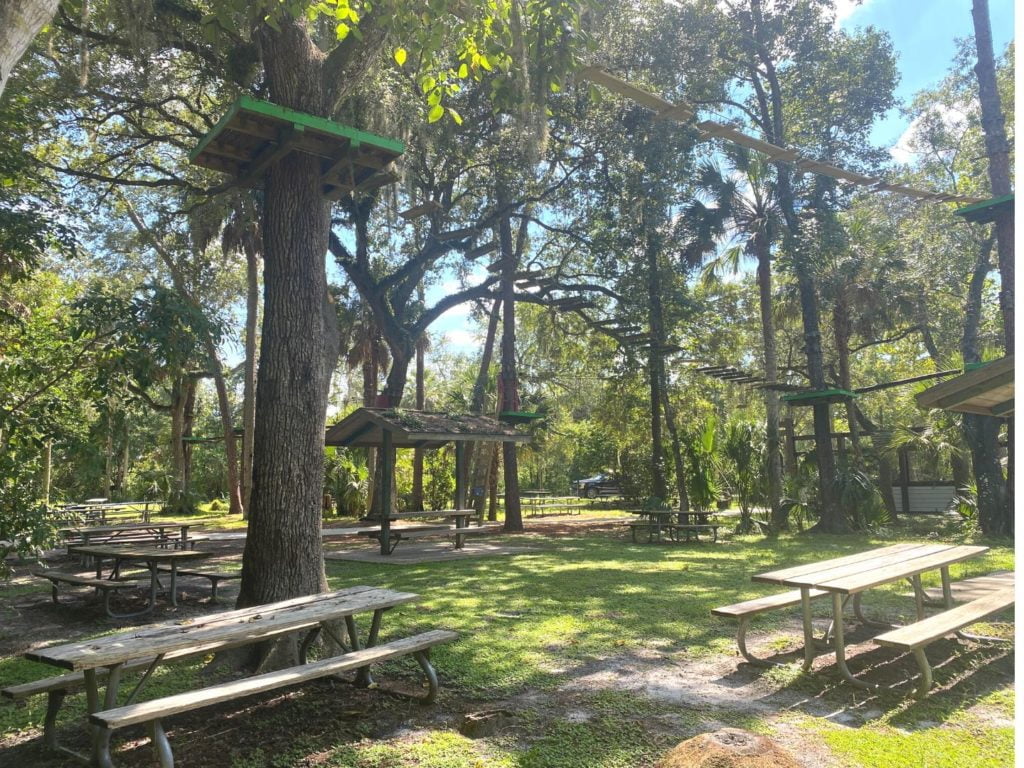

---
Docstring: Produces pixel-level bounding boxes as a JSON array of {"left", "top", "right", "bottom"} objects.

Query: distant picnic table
[
  {"left": 38, "top": 544, "right": 212, "bottom": 618},
  {"left": 626, "top": 509, "right": 720, "bottom": 543},
  {"left": 14, "top": 586, "right": 456, "bottom": 767}
]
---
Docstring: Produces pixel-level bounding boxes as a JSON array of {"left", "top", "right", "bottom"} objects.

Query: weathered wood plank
[
  {"left": 816, "top": 546, "right": 989, "bottom": 594},
  {"left": 26, "top": 587, "right": 416, "bottom": 670},
  {"left": 774, "top": 544, "right": 953, "bottom": 588},
  {"left": 91, "top": 630, "right": 458, "bottom": 730},
  {"left": 875, "top": 587, "right": 1014, "bottom": 649},
  {"left": 752, "top": 542, "right": 932, "bottom": 585},
  {"left": 712, "top": 589, "right": 829, "bottom": 617}
]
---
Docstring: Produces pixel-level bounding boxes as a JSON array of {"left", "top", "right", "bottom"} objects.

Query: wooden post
[
  {"left": 454, "top": 441, "right": 466, "bottom": 510},
  {"left": 782, "top": 416, "right": 798, "bottom": 477},
  {"left": 898, "top": 447, "right": 912, "bottom": 516},
  {"left": 380, "top": 430, "right": 393, "bottom": 556}
]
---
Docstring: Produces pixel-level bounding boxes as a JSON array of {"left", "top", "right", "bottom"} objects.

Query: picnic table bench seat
[
  {"left": 874, "top": 586, "right": 1014, "bottom": 697},
  {"left": 712, "top": 588, "right": 829, "bottom": 666},
  {"left": 33, "top": 570, "right": 149, "bottom": 618},
  {"left": 154, "top": 566, "right": 239, "bottom": 600},
  {"left": 90, "top": 629, "right": 457, "bottom": 767}
]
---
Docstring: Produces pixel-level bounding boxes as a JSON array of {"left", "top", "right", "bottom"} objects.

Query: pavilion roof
[
  {"left": 324, "top": 408, "right": 533, "bottom": 449},
  {"left": 915, "top": 356, "right": 1014, "bottom": 418}
]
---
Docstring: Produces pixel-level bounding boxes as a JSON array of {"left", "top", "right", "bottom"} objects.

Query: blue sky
[
  {"left": 839, "top": 0, "right": 1015, "bottom": 147},
  {"left": 426, "top": 0, "right": 1016, "bottom": 352}
]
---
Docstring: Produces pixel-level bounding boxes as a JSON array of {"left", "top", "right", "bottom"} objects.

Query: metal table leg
[
  {"left": 831, "top": 591, "right": 876, "bottom": 690},
  {"left": 800, "top": 587, "right": 817, "bottom": 671}
]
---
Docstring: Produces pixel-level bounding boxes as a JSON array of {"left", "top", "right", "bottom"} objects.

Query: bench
[
  {"left": 712, "top": 589, "right": 829, "bottom": 667},
  {"left": 90, "top": 629, "right": 458, "bottom": 767},
  {"left": 918, "top": 570, "right": 1014, "bottom": 605},
  {"left": 874, "top": 586, "right": 1014, "bottom": 697},
  {"left": 155, "top": 566, "right": 239, "bottom": 600},
  {"left": 33, "top": 570, "right": 148, "bottom": 618}
]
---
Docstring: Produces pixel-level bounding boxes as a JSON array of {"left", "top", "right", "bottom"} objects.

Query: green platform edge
[
  {"left": 189, "top": 95, "right": 405, "bottom": 163},
  {"left": 781, "top": 388, "right": 859, "bottom": 403}
]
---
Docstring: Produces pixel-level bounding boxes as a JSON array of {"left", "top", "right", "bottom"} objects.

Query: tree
[
  {"left": 0, "top": 0, "right": 58, "bottom": 98},
  {"left": 711, "top": 0, "right": 897, "bottom": 533},
  {"left": 683, "top": 145, "right": 785, "bottom": 528}
]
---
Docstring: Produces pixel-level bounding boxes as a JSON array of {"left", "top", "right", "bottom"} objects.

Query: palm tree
[{"left": 679, "top": 145, "right": 786, "bottom": 530}]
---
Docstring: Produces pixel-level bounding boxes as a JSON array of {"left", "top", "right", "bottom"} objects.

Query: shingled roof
[{"left": 324, "top": 408, "right": 533, "bottom": 449}]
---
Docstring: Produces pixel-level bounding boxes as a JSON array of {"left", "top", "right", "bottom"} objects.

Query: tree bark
[
  {"left": 411, "top": 335, "right": 425, "bottom": 510},
  {"left": 0, "top": 0, "right": 59, "bottom": 97},
  {"left": 469, "top": 300, "right": 502, "bottom": 519},
  {"left": 960, "top": 233, "right": 1009, "bottom": 536},
  {"left": 241, "top": 236, "right": 260, "bottom": 519},
  {"left": 645, "top": 229, "right": 670, "bottom": 502},
  {"left": 238, "top": 19, "right": 333, "bottom": 607},
  {"left": 971, "top": 0, "right": 1014, "bottom": 349},
  {"left": 498, "top": 211, "right": 523, "bottom": 531}
]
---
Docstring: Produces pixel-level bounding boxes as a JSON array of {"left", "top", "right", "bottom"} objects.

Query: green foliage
[
  {"left": 324, "top": 447, "right": 368, "bottom": 517},
  {"left": 424, "top": 446, "right": 456, "bottom": 510},
  {"left": 682, "top": 416, "right": 720, "bottom": 513},
  {"left": 723, "top": 420, "right": 767, "bottom": 531}
]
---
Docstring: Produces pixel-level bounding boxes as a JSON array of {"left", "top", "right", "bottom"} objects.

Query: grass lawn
[{"left": 0, "top": 515, "right": 1013, "bottom": 767}]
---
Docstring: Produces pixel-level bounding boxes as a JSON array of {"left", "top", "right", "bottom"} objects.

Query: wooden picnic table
[
  {"left": 66, "top": 544, "right": 211, "bottom": 615},
  {"left": 752, "top": 542, "right": 989, "bottom": 688},
  {"left": 60, "top": 522, "right": 194, "bottom": 549},
  {"left": 24, "top": 586, "right": 421, "bottom": 766}
]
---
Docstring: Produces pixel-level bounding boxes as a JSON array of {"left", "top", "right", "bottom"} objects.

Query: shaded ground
[{"left": 0, "top": 515, "right": 1014, "bottom": 767}]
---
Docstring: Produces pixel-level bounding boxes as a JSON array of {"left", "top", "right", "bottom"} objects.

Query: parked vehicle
[{"left": 573, "top": 473, "right": 622, "bottom": 499}]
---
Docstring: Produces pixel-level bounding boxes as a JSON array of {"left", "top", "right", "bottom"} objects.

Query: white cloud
[
  {"left": 889, "top": 103, "right": 969, "bottom": 164},
  {"left": 834, "top": 0, "right": 875, "bottom": 25},
  {"left": 441, "top": 328, "right": 481, "bottom": 350}
]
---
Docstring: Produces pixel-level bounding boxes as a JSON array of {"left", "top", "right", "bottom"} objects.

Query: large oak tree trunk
[
  {"left": 0, "top": 0, "right": 58, "bottom": 97},
  {"left": 238, "top": 20, "right": 333, "bottom": 607}
]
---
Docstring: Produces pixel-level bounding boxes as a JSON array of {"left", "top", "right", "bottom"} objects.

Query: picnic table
[
  {"left": 750, "top": 542, "right": 990, "bottom": 689},
  {"left": 361, "top": 509, "right": 498, "bottom": 553},
  {"left": 18, "top": 586, "right": 454, "bottom": 767},
  {"left": 60, "top": 522, "right": 194, "bottom": 551},
  {"left": 627, "top": 509, "right": 720, "bottom": 543},
  {"left": 62, "top": 544, "right": 211, "bottom": 616}
]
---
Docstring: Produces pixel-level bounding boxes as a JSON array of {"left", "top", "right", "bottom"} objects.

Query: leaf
[
  {"left": 394, "top": 48, "right": 407, "bottom": 66},
  {"left": 420, "top": 75, "right": 436, "bottom": 94},
  {"left": 448, "top": 107, "right": 463, "bottom": 125},
  {"left": 458, "top": 63, "right": 469, "bottom": 78},
  {"left": 335, "top": 22, "right": 350, "bottom": 40},
  {"left": 478, "top": 54, "right": 492, "bottom": 71},
  {"left": 549, "top": 80, "right": 561, "bottom": 93},
  {"left": 428, "top": 104, "right": 444, "bottom": 123}
]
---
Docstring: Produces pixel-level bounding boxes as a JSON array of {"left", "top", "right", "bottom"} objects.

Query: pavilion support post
[
  {"left": 898, "top": 447, "right": 912, "bottom": 516},
  {"left": 454, "top": 441, "right": 466, "bottom": 510},
  {"left": 782, "top": 416, "right": 798, "bottom": 478},
  {"left": 380, "top": 430, "right": 393, "bottom": 556}
]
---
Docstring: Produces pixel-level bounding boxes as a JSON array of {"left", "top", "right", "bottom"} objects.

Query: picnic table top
[
  {"left": 753, "top": 542, "right": 989, "bottom": 594},
  {"left": 59, "top": 522, "right": 192, "bottom": 534},
  {"left": 26, "top": 585, "right": 418, "bottom": 671},
  {"left": 66, "top": 544, "right": 210, "bottom": 562},
  {"left": 388, "top": 509, "right": 474, "bottom": 519}
]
